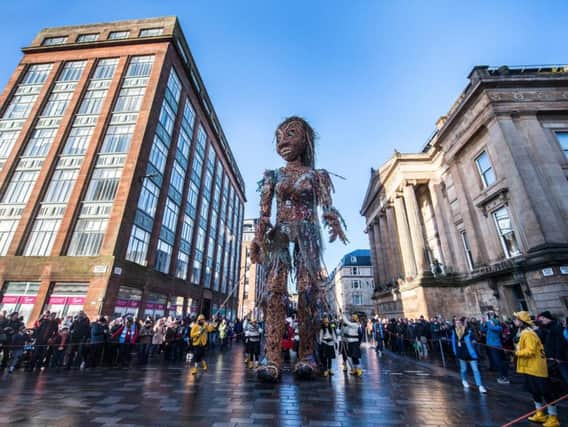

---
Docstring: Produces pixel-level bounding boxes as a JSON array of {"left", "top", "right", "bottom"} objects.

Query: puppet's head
[{"left": 275, "top": 116, "right": 316, "bottom": 168}]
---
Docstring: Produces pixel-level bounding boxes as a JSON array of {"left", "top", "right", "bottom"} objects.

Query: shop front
[
  {"left": 45, "top": 282, "right": 89, "bottom": 318},
  {"left": 144, "top": 292, "right": 167, "bottom": 320},
  {"left": 0, "top": 282, "right": 40, "bottom": 324},
  {"left": 114, "top": 286, "right": 142, "bottom": 318}
]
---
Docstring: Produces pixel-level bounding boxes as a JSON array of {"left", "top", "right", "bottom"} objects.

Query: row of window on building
[
  {"left": 42, "top": 27, "right": 163, "bottom": 46},
  {"left": 0, "top": 56, "right": 243, "bottom": 290}
]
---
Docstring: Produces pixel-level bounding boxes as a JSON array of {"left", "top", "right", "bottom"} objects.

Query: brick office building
[{"left": 0, "top": 17, "right": 245, "bottom": 324}]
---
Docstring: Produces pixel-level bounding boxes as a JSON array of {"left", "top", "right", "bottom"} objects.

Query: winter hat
[
  {"left": 513, "top": 311, "right": 534, "bottom": 326},
  {"left": 537, "top": 311, "right": 554, "bottom": 321}
]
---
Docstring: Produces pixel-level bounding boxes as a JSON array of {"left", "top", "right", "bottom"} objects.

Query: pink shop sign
[
  {"left": 20, "top": 296, "right": 36, "bottom": 304},
  {"left": 48, "top": 296, "right": 67, "bottom": 305},
  {"left": 68, "top": 297, "right": 85, "bottom": 306},
  {"left": 1, "top": 295, "right": 19, "bottom": 304},
  {"left": 155, "top": 304, "right": 165, "bottom": 310},
  {"left": 145, "top": 303, "right": 156, "bottom": 310}
]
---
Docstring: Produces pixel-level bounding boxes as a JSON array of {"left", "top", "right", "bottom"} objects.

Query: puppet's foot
[
  {"left": 294, "top": 357, "right": 318, "bottom": 380},
  {"left": 257, "top": 362, "right": 281, "bottom": 383}
]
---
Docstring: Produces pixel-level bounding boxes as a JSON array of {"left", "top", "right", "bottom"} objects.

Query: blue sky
[{"left": 1, "top": 1, "right": 567, "bottom": 271}]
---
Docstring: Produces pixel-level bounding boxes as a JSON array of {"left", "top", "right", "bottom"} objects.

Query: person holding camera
[
  {"left": 137, "top": 317, "right": 154, "bottom": 365},
  {"left": 483, "top": 311, "right": 510, "bottom": 384}
]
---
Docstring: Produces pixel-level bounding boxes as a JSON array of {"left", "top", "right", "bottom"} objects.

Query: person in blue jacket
[
  {"left": 482, "top": 311, "right": 510, "bottom": 384},
  {"left": 452, "top": 317, "right": 487, "bottom": 393}
]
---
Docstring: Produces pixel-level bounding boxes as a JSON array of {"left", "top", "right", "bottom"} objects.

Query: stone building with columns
[{"left": 361, "top": 65, "right": 568, "bottom": 320}]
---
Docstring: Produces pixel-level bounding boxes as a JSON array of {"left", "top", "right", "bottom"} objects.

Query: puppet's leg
[
  {"left": 257, "top": 266, "right": 287, "bottom": 382},
  {"left": 294, "top": 267, "right": 319, "bottom": 378}
]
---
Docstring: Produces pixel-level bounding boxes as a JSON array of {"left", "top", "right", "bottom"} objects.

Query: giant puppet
[{"left": 250, "top": 116, "right": 347, "bottom": 382}]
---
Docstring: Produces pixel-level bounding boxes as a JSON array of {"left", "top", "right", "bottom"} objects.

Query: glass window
[
  {"left": 78, "top": 90, "right": 106, "bottom": 115},
  {"left": 177, "top": 129, "right": 191, "bottom": 160},
  {"left": 23, "top": 128, "right": 57, "bottom": 157},
  {"left": 0, "top": 219, "right": 19, "bottom": 255},
  {"left": 67, "top": 218, "right": 108, "bottom": 256},
  {"left": 492, "top": 207, "right": 521, "bottom": 258},
  {"left": 555, "top": 132, "right": 568, "bottom": 158},
  {"left": 58, "top": 61, "right": 86, "bottom": 81},
  {"left": 139, "top": 28, "right": 163, "bottom": 37},
  {"left": 41, "top": 92, "right": 73, "bottom": 117},
  {"left": 170, "top": 161, "right": 185, "bottom": 194},
  {"left": 108, "top": 31, "right": 129, "bottom": 40},
  {"left": 176, "top": 251, "right": 189, "bottom": 280},
  {"left": 192, "top": 259, "right": 202, "bottom": 283},
  {"left": 352, "top": 294, "right": 362, "bottom": 305},
  {"left": 5, "top": 94, "right": 38, "bottom": 119},
  {"left": 196, "top": 126, "right": 207, "bottom": 158},
  {"left": 84, "top": 168, "right": 122, "bottom": 201},
  {"left": 155, "top": 240, "right": 172, "bottom": 273},
  {"left": 93, "top": 58, "right": 119, "bottom": 80},
  {"left": 352, "top": 280, "right": 360, "bottom": 289},
  {"left": 42, "top": 36, "right": 67, "bottom": 46},
  {"left": 21, "top": 64, "right": 52, "bottom": 85},
  {"left": 114, "top": 87, "right": 146, "bottom": 113},
  {"left": 166, "top": 69, "right": 182, "bottom": 103},
  {"left": 162, "top": 199, "right": 179, "bottom": 232},
  {"left": 0, "top": 282, "right": 40, "bottom": 324},
  {"left": 62, "top": 126, "right": 93, "bottom": 155},
  {"left": 475, "top": 151, "right": 496, "bottom": 188},
  {"left": 43, "top": 168, "right": 79, "bottom": 203},
  {"left": 126, "top": 56, "right": 154, "bottom": 78},
  {"left": 0, "top": 130, "right": 18, "bottom": 159},
  {"left": 125, "top": 225, "right": 150, "bottom": 265},
  {"left": 187, "top": 181, "right": 199, "bottom": 213},
  {"left": 181, "top": 214, "right": 193, "bottom": 243},
  {"left": 137, "top": 178, "right": 159, "bottom": 218},
  {"left": 2, "top": 169, "right": 39, "bottom": 204},
  {"left": 100, "top": 124, "right": 134, "bottom": 153},
  {"left": 191, "top": 156, "right": 203, "bottom": 184},
  {"left": 23, "top": 218, "right": 61, "bottom": 256},
  {"left": 460, "top": 230, "right": 474, "bottom": 271},
  {"left": 183, "top": 100, "right": 195, "bottom": 131},
  {"left": 77, "top": 33, "right": 99, "bottom": 43},
  {"left": 158, "top": 102, "right": 176, "bottom": 136},
  {"left": 149, "top": 136, "right": 168, "bottom": 174}
]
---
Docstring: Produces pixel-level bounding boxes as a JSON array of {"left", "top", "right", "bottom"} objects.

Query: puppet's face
[{"left": 276, "top": 120, "right": 307, "bottom": 162}]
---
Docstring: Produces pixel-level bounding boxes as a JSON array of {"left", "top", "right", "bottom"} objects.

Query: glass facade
[{"left": 126, "top": 67, "right": 182, "bottom": 267}]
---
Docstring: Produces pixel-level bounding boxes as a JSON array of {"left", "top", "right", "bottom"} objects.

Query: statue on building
[{"left": 250, "top": 116, "right": 347, "bottom": 382}]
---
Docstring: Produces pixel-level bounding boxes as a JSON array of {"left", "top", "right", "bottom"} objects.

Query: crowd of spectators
[{"left": 0, "top": 309, "right": 243, "bottom": 373}]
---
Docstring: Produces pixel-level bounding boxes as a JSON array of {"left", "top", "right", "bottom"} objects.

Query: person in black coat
[
  {"left": 32, "top": 312, "right": 58, "bottom": 370},
  {"left": 67, "top": 311, "right": 90, "bottom": 369},
  {"left": 537, "top": 311, "right": 568, "bottom": 388}
]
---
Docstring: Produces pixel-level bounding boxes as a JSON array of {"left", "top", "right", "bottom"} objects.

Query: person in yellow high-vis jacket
[
  {"left": 190, "top": 314, "right": 214, "bottom": 375},
  {"left": 514, "top": 311, "right": 559, "bottom": 427}
]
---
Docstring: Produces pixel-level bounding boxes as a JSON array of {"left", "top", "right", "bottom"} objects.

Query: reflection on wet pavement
[{"left": 0, "top": 343, "right": 558, "bottom": 426}]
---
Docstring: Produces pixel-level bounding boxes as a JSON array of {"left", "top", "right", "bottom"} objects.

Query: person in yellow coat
[
  {"left": 190, "top": 314, "right": 214, "bottom": 375},
  {"left": 514, "top": 311, "right": 559, "bottom": 427}
]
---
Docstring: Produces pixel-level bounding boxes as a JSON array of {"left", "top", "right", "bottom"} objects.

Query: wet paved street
[{"left": 0, "top": 343, "right": 562, "bottom": 426}]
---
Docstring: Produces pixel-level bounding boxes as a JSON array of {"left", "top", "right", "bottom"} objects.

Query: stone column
[
  {"left": 386, "top": 204, "right": 404, "bottom": 280},
  {"left": 372, "top": 218, "right": 387, "bottom": 285},
  {"left": 394, "top": 194, "right": 417, "bottom": 278},
  {"left": 402, "top": 182, "right": 427, "bottom": 273},
  {"left": 378, "top": 211, "right": 392, "bottom": 283},
  {"left": 366, "top": 222, "right": 382, "bottom": 287},
  {"left": 428, "top": 180, "right": 455, "bottom": 268}
]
